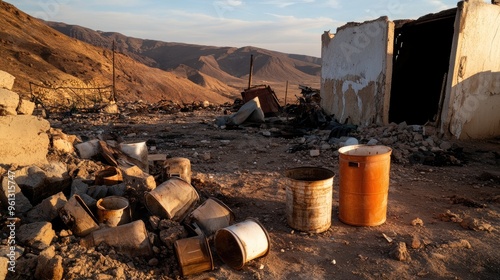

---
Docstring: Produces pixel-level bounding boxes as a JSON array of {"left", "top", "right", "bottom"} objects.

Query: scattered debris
[
  {"left": 382, "top": 233, "right": 393, "bottom": 243},
  {"left": 390, "top": 242, "right": 411, "bottom": 262}
]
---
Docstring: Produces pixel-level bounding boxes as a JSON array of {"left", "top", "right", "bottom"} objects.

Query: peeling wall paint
[
  {"left": 441, "top": 1, "right": 500, "bottom": 139},
  {"left": 320, "top": 17, "right": 393, "bottom": 126}
]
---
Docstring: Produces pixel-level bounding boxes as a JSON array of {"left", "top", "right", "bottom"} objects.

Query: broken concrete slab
[
  {"left": 0, "top": 257, "right": 7, "bottom": 280},
  {"left": 43, "top": 161, "right": 71, "bottom": 197},
  {"left": 0, "top": 88, "right": 19, "bottom": 116},
  {"left": 16, "top": 99, "right": 35, "bottom": 115},
  {"left": 51, "top": 128, "right": 76, "bottom": 154},
  {"left": 0, "top": 70, "right": 15, "bottom": 90},
  {"left": 1, "top": 175, "right": 33, "bottom": 213},
  {"left": 0, "top": 115, "right": 50, "bottom": 166},
  {"left": 26, "top": 192, "right": 67, "bottom": 223},
  {"left": 18, "top": 222, "right": 55, "bottom": 250},
  {"left": 15, "top": 165, "right": 47, "bottom": 202},
  {"left": 35, "top": 246, "right": 63, "bottom": 280}
]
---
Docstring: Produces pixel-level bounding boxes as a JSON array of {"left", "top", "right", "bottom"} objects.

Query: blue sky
[{"left": 7, "top": 0, "right": 466, "bottom": 57}]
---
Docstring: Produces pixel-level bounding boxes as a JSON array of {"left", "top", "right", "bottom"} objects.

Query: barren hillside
[
  {"left": 45, "top": 21, "right": 321, "bottom": 86},
  {"left": 0, "top": 2, "right": 237, "bottom": 105}
]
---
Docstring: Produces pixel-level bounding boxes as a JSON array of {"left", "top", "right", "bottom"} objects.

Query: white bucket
[
  {"left": 214, "top": 218, "right": 270, "bottom": 270},
  {"left": 187, "top": 198, "right": 234, "bottom": 237},
  {"left": 119, "top": 141, "right": 149, "bottom": 173}
]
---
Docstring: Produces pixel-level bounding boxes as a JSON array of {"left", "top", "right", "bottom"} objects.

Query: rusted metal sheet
[{"left": 241, "top": 85, "right": 281, "bottom": 115}]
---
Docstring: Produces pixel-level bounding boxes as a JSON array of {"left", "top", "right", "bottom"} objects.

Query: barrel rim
[
  {"left": 284, "top": 166, "right": 335, "bottom": 182},
  {"left": 338, "top": 144, "right": 392, "bottom": 157}
]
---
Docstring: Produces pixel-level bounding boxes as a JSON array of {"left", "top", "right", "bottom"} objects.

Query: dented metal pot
[
  {"left": 59, "top": 194, "right": 100, "bottom": 237},
  {"left": 186, "top": 197, "right": 234, "bottom": 237},
  {"left": 144, "top": 177, "right": 199, "bottom": 221},
  {"left": 80, "top": 220, "right": 152, "bottom": 257},
  {"left": 94, "top": 166, "right": 123, "bottom": 186},
  {"left": 96, "top": 196, "right": 131, "bottom": 227}
]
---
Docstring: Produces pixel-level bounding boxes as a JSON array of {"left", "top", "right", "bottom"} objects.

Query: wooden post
[
  {"left": 112, "top": 40, "right": 116, "bottom": 102},
  {"left": 284, "top": 80, "right": 289, "bottom": 106},
  {"left": 248, "top": 54, "right": 254, "bottom": 89}
]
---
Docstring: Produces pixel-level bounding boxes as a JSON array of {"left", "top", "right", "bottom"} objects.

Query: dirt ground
[{"left": 10, "top": 103, "right": 500, "bottom": 280}]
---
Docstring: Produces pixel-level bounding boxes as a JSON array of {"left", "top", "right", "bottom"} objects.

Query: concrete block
[
  {"left": 16, "top": 99, "right": 35, "bottom": 115},
  {"left": 26, "top": 192, "right": 67, "bottom": 223},
  {"left": 52, "top": 138, "right": 74, "bottom": 154},
  {"left": 43, "top": 161, "right": 71, "bottom": 195},
  {"left": 0, "top": 70, "right": 15, "bottom": 90},
  {"left": 1, "top": 175, "right": 32, "bottom": 213},
  {"left": 0, "top": 115, "right": 50, "bottom": 166},
  {"left": 18, "top": 222, "right": 55, "bottom": 250},
  {"left": 0, "top": 89, "right": 19, "bottom": 116}
]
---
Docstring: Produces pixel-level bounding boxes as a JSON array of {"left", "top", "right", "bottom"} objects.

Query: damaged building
[{"left": 321, "top": 0, "right": 500, "bottom": 139}]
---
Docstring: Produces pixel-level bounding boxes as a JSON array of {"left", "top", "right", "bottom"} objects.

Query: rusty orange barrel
[
  {"left": 338, "top": 145, "right": 392, "bottom": 226},
  {"left": 285, "top": 167, "right": 335, "bottom": 233}
]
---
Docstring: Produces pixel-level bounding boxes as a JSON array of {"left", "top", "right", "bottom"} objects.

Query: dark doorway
[{"left": 389, "top": 9, "right": 457, "bottom": 125}]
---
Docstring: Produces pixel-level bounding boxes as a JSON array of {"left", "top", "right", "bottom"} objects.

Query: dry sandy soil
[{"left": 27, "top": 104, "right": 498, "bottom": 280}]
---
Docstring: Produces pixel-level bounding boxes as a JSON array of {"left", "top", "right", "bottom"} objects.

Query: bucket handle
[{"left": 348, "top": 162, "right": 360, "bottom": 168}]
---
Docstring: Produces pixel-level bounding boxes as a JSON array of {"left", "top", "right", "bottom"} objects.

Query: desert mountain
[
  {"left": 0, "top": 2, "right": 238, "bottom": 106},
  {"left": 45, "top": 22, "right": 321, "bottom": 86}
]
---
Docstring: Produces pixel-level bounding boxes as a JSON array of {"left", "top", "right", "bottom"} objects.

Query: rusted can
[
  {"left": 94, "top": 166, "right": 123, "bottom": 186},
  {"left": 80, "top": 220, "right": 152, "bottom": 257},
  {"left": 214, "top": 218, "right": 270, "bottom": 270},
  {"left": 144, "top": 177, "right": 199, "bottom": 221},
  {"left": 338, "top": 145, "right": 392, "bottom": 226},
  {"left": 174, "top": 235, "right": 214, "bottom": 276},
  {"left": 59, "top": 194, "right": 100, "bottom": 237},
  {"left": 186, "top": 197, "right": 235, "bottom": 237},
  {"left": 285, "top": 167, "right": 334, "bottom": 233},
  {"left": 164, "top": 157, "right": 192, "bottom": 184},
  {"left": 96, "top": 196, "right": 131, "bottom": 227}
]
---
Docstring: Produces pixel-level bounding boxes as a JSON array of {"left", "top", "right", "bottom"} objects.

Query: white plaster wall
[
  {"left": 442, "top": 1, "right": 500, "bottom": 139},
  {"left": 321, "top": 17, "right": 393, "bottom": 125}
]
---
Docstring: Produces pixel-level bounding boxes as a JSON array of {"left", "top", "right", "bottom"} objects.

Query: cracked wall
[{"left": 320, "top": 17, "right": 393, "bottom": 126}]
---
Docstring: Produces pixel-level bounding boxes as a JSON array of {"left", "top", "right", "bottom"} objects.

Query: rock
[
  {"left": 202, "top": 100, "right": 210, "bottom": 108},
  {"left": 389, "top": 242, "right": 411, "bottom": 262},
  {"left": 26, "top": 192, "right": 67, "bottom": 223},
  {"left": 202, "top": 152, "right": 211, "bottom": 161},
  {"left": 0, "top": 115, "right": 50, "bottom": 166},
  {"left": 15, "top": 165, "right": 47, "bottom": 203},
  {"left": 0, "top": 257, "right": 8, "bottom": 280},
  {"left": 262, "top": 130, "right": 271, "bottom": 137},
  {"left": 159, "top": 222, "right": 188, "bottom": 249},
  {"left": 148, "top": 258, "right": 159, "bottom": 266},
  {"left": 102, "top": 102, "right": 119, "bottom": 114},
  {"left": 18, "top": 222, "right": 55, "bottom": 250},
  {"left": 0, "top": 70, "right": 15, "bottom": 90},
  {"left": 86, "top": 185, "right": 108, "bottom": 200},
  {"left": 321, "top": 143, "right": 331, "bottom": 150},
  {"left": 52, "top": 138, "right": 74, "bottom": 154},
  {"left": 367, "top": 138, "right": 379, "bottom": 145},
  {"left": 16, "top": 99, "right": 35, "bottom": 115},
  {"left": 35, "top": 246, "right": 63, "bottom": 280},
  {"left": 1, "top": 175, "right": 33, "bottom": 213},
  {"left": 43, "top": 161, "right": 71, "bottom": 197},
  {"left": 122, "top": 166, "right": 155, "bottom": 190},
  {"left": 149, "top": 215, "right": 161, "bottom": 230},
  {"left": 398, "top": 121, "right": 408, "bottom": 130},
  {"left": 107, "top": 182, "right": 127, "bottom": 197},
  {"left": 411, "top": 235, "right": 422, "bottom": 249},
  {"left": 310, "top": 150, "right": 320, "bottom": 157},
  {"left": 439, "top": 141, "right": 452, "bottom": 151},
  {"left": 411, "top": 218, "right": 424, "bottom": 226},
  {"left": 70, "top": 179, "right": 89, "bottom": 197},
  {"left": 0, "top": 88, "right": 19, "bottom": 116},
  {"left": 445, "top": 239, "right": 472, "bottom": 249},
  {"left": 0, "top": 245, "right": 24, "bottom": 260},
  {"left": 460, "top": 216, "right": 494, "bottom": 232}
]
